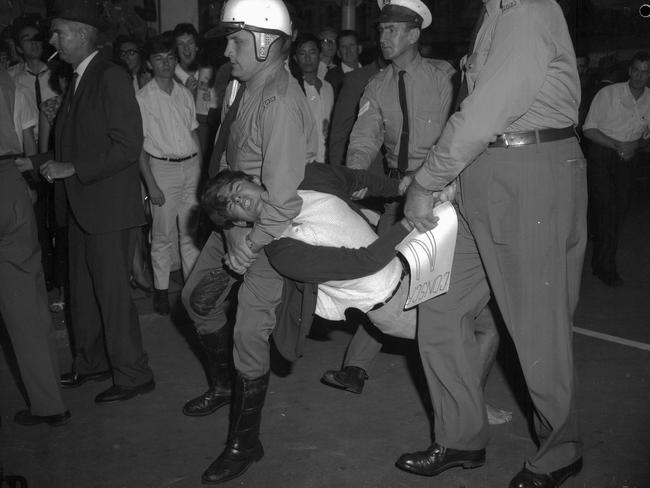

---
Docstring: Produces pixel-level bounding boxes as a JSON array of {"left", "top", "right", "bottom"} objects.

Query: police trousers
[
  {"left": 417, "top": 137, "right": 587, "bottom": 473},
  {"left": 181, "top": 230, "right": 283, "bottom": 377}
]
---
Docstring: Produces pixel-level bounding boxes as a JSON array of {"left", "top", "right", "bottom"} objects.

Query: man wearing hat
[
  {"left": 321, "top": 0, "right": 505, "bottom": 404},
  {"left": 38, "top": 0, "right": 155, "bottom": 404},
  {"left": 179, "top": 0, "right": 317, "bottom": 483},
  {"left": 399, "top": 0, "right": 585, "bottom": 487}
]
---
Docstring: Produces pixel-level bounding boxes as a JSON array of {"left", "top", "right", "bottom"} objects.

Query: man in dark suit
[{"left": 39, "top": 0, "right": 154, "bottom": 404}]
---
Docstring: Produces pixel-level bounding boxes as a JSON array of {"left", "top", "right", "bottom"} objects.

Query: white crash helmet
[{"left": 206, "top": 0, "right": 292, "bottom": 61}]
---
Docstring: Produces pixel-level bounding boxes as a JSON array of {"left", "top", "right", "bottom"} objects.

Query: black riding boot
[
  {"left": 201, "top": 371, "right": 269, "bottom": 484},
  {"left": 183, "top": 328, "right": 233, "bottom": 416}
]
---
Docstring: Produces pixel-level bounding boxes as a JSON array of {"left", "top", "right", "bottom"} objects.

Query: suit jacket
[
  {"left": 324, "top": 65, "right": 344, "bottom": 97},
  {"left": 55, "top": 54, "right": 144, "bottom": 234},
  {"left": 328, "top": 61, "right": 381, "bottom": 166}
]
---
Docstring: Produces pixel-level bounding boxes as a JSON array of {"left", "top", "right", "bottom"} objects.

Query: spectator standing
[
  {"left": 293, "top": 32, "right": 334, "bottom": 163},
  {"left": 114, "top": 35, "right": 152, "bottom": 92},
  {"left": 136, "top": 33, "right": 202, "bottom": 315},
  {"left": 317, "top": 26, "right": 338, "bottom": 79},
  {"left": 583, "top": 51, "right": 650, "bottom": 286},
  {"left": 324, "top": 29, "right": 363, "bottom": 95},
  {"left": 41, "top": 0, "right": 155, "bottom": 404}
]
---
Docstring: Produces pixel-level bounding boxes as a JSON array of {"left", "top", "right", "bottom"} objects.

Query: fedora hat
[{"left": 51, "top": 0, "right": 107, "bottom": 30}]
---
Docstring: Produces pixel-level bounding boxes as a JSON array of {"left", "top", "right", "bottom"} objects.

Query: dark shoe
[
  {"left": 153, "top": 288, "right": 170, "bottom": 315},
  {"left": 395, "top": 443, "right": 485, "bottom": 477},
  {"left": 94, "top": 380, "right": 155, "bottom": 404},
  {"left": 321, "top": 366, "right": 368, "bottom": 394},
  {"left": 60, "top": 370, "right": 112, "bottom": 389},
  {"left": 201, "top": 371, "right": 269, "bottom": 484},
  {"left": 14, "top": 409, "right": 71, "bottom": 427},
  {"left": 509, "top": 458, "right": 583, "bottom": 488},
  {"left": 183, "top": 330, "right": 233, "bottom": 417}
]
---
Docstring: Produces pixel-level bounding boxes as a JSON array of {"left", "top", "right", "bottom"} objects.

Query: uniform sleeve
[
  {"left": 248, "top": 96, "right": 308, "bottom": 247},
  {"left": 582, "top": 87, "right": 608, "bottom": 132},
  {"left": 74, "top": 66, "right": 144, "bottom": 184},
  {"left": 416, "top": 5, "right": 554, "bottom": 191},
  {"left": 266, "top": 222, "right": 409, "bottom": 283},
  {"left": 345, "top": 80, "right": 384, "bottom": 170}
]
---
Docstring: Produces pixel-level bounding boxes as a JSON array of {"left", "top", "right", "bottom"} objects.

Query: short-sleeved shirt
[
  {"left": 13, "top": 84, "right": 38, "bottom": 149},
  {"left": 583, "top": 82, "right": 650, "bottom": 142},
  {"left": 303, "top": 77, "right": 334, "bottom": 163},
  {"left": 136, "top": 78, "right": 199, "bottom": 159},
  {"left": 346, "top": 54, "right": 454, "bottom": 172},
  {"left": 8, "top": 62, "right": 57, "bottom": 108},
  {"left": 415, "top": 0, "right": 581, "bottom": 192},
  {"left": 218, "top": 60, "right": 318, "bottom": 247}
]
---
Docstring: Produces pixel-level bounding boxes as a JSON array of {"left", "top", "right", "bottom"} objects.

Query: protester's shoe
[
  {"left": 201, "top": 371, "right": 269, "bottom": 484},
  {"left": 14, "top": 409, "right": 71, "bottom": 427},
  {"left": 60, "top": 370, "right": 112, "bottom": 389},
  {"left": 395, "top": 443, "right": 485, "bottom": 477},
  {"left": 94, "top": 380, "right": 155, "bottom": 404},
  {"left": 183, "top": 329, "right": 233, "bottom": 417},
  {"left": 509, "top": 458, "right": 583, "bottom": 488},
  {"left": 153, "top": 288, "right": 170, "bottom": 315},
  {"left": 321, "top": 366, "right": 368, "bottom": 394}
]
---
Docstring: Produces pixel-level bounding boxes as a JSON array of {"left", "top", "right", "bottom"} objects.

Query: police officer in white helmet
[{"left": 180, "top": 0, "right": 317, "bottom": 483}]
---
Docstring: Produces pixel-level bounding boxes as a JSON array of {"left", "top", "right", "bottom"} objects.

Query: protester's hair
[
  {"left": 293, "top": 32, "right": 321, "bottom": 54},
  {"left": 172, "top": 22, "right": 200, "bottom": 43},
  {"left": 144, "top": 32, "right": 176, "bottom": 59},
  {"left": 201, "top": 170, "right": 256, "bottom": 227},
  {"left": 13, "top": 21, "right": 41, "bottom": 45},
  {"left": 337, "top": 29, "right": 359, "bottom": 47},
  {"left": 631, "top": 51, "right": 650, "bottom": 66}
]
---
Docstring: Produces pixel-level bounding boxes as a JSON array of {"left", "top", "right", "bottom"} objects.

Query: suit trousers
[
  {"left": 586, "top": 141, "right": 636, "bottom": 277},
  {"left": 181, "top": 230, "right": 284, "bottom": 377},
  {"left": 418, "top": 138, "right": 586, "bottom": 473},
  {"left": 149, "top": 156, "right": 201, "bottom": 289},
  {"left": 68, "top": 217, "right": 153, "bottom": 388},
  {"left": 0, "top": 163, "right": 66, "bottom": 415}
]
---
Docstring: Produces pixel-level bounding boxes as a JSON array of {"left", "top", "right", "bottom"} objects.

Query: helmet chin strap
[{"left": 252, "top": 32, "right": 280, "bottom": 62}]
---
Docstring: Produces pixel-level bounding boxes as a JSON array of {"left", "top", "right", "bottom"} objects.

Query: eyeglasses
[
  {"left": 320, "top": 39, "right": 336, "bottom": 45},
  {"left": 119, "top": 49, "right": 138, "bottom": 57}
]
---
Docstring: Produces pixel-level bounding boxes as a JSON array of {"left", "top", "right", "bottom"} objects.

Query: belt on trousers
[
  {"left": 146, "top": 152, "right": 197, "bottom": 162},
  {"left": 370, "top": 266, "right": 407, "bottom": 311},
  {"left": 489, "top": 126, "right": 577, "bottom": 148},
  {"left": 0, "top": 153, "right": 23, "bottom": 161},
  {"left": 386, "top": 167, "right": 417, "bottom": 180}
]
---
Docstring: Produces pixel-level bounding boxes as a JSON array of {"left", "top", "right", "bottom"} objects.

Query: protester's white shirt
[
  {"left": 12, "top": 84, "right": 38, "bottom": 149},
  {"left": 136, "top": 78, "right": 199, "bottom": 158},
  {"left": 303, "top": 78, "right": 334, "bottom": 163},
  {"left": 280, "top": 190, "right": 403, "bottom": 321},
  {"left": 8, "top": 61, "right": 56, "bottom": 107},
  {"left": 583, "top": 82, "right": 650, "bottom": 142}
]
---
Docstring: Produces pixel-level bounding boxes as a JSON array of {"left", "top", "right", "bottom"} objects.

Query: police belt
[
  {"left": 489, "top": 126, "right": 576, "bottom": 148},
  {"left": 385, "top": 167, "right": 417, "bottom": 180},
  {"left": 370, "top": 265, "right": 407, "bottom": 311},
  {"left": 0, "top": 153, "right": 23, "bottom": 161},
  {"left": 146, "top": 152, "right": 197, "bottom": 162}
]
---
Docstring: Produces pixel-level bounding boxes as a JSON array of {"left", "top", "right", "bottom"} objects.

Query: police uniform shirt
[
  {"left": 346, "top": 53, "right": 454, "bottom": 172},
  {"left": 583, "top": 82, "right": 650, "bottom": 143},
  {"left": 219, "top": 61, "right": 318, "bottom": 247},
  {"left": 416, "top": 0, "right": 581, "bottom": 192}
]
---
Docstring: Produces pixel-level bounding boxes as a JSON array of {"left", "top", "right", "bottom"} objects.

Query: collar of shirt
[
  {"left": 392, "top": 52, "right": 424, "bottom": 78},
  {"left": 23, "top": 63, "right": 49, "bottom": 77},
  {"left": 74, "top": 50, "right": 99, "bottom": 90},
  {"left": 341, "top": 62, "right": 360, "bottom": 74},
  {"left": 484, "top": 0, "right": 501, "bottom": 17},
  {"left": 246, "top": 58, "right": 285, "bottom": 92},
  {"left": 151, "top": 77, "right": 182, "bottom": 96},
  {"left": 174, "top": 64, "right": 196, "bottom": 84}
]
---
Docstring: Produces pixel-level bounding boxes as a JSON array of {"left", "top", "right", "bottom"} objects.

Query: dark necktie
[
  {"left": 64, "top": 72, "right": 79, "bottom": 113},
  {"left": 455, "top": 6, "right": 487, "bottom": 111},
  {"left": 208, "top": 82, "right": 246, "bottom": 178},
  {"left": 27, "top": 69, "right": 42, "bottom": 108},
  {"left": 397, "top": 70, "right": 409, "bottom": 174}
]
